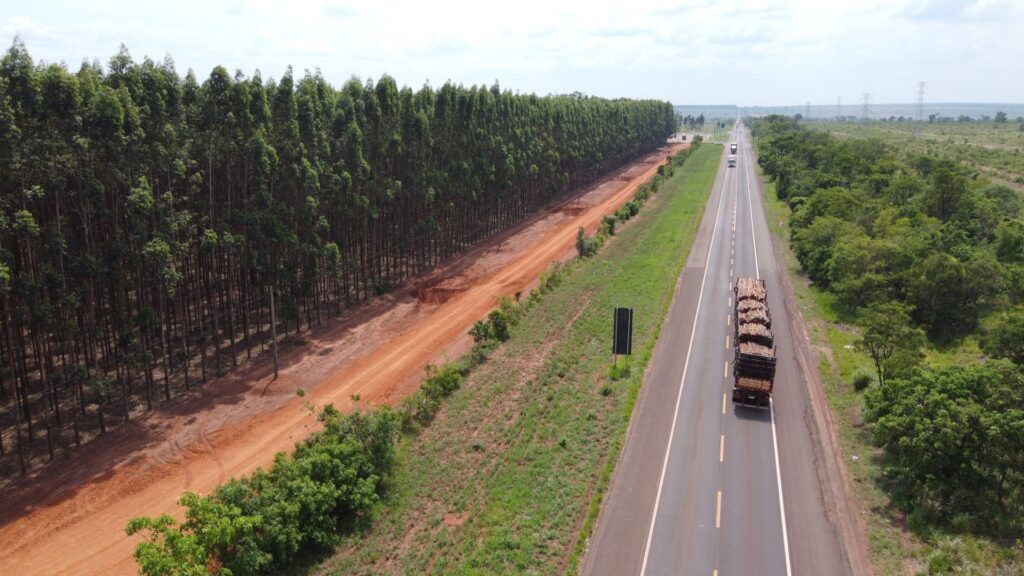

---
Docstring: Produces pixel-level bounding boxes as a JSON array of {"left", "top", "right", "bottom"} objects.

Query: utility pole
[
  {"left": 861, "top": 93, "right": 871, "bottom": 122},
  {"left": 836, "top": 96, "right": 841, "bottom": 121},
  {"left": 916, "top": 81, "right": 927, "bottom": 121}
]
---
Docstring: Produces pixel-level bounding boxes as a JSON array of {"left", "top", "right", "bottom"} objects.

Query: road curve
[{"left": 582, "top": 127, "right": 848, "bottom": 576}]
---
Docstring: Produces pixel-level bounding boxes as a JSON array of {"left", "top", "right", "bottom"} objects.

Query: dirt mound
[{"left": 416, "top": 279, "right": 467, "bottom": 304}]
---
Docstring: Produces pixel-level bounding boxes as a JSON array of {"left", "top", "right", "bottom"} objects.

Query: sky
[{"left": 1, "top": 0, "right": 1021, "bottom": 106}]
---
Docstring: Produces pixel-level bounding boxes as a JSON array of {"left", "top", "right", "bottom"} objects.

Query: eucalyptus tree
[{"left": 0, "top": 39, "right": 676, "bottom": 476}]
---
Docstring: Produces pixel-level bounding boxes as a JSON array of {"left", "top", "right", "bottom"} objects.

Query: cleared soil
[{"left": 0, "top": 144, "right": 684, "bottom": 576}]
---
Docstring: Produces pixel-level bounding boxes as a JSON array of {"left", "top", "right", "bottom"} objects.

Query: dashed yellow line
[
  {"left": 720, "top": 435, "right": 725, "bottom": 462},
  {"left": 724, "top": 361, "right": 729, "bottom": 379},
  {"left": 722, "top": 393, "right": 727, "bottom": 414},
  {"left": 727, "top": 314, "right": 731, "bottom": 326},
  {"left": 725, "top": 335, "right": 730, "bottom": 349}
]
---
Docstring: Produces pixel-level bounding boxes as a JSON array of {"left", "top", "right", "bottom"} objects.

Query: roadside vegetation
[
  {"left": 815, "top": 119, "right": 1024, "bottom": 193},
  {"left": 752, "top": 115, "right": 1024, "bottom": 574},
  {"left": 126, "top": 142, "right": 717, "bottom": 574}
]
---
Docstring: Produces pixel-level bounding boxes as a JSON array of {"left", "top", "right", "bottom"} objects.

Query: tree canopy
[{"left": 0, "top": 38, "right": 676, "bottom": 477}]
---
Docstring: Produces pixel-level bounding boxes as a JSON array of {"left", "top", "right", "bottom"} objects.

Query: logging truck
[{"left": 733, "top": 277, "right": 775, "bottom": 408}]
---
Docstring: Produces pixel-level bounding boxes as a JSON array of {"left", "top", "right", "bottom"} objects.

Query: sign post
[{"left": 613, "top": 307, "right": 634, "bottom": 369}]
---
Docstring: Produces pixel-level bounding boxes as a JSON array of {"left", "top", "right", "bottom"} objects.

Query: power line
[{"left": 916, "top": 81, "right": 927, "bottom": 121}]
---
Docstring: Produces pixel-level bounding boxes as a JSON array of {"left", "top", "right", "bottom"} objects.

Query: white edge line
[
  {"left": 638, "top": 145, "right": 731, "bottom": 576},
  {"left": 743, "top": 137, "right": 760, "bottom": 279},
  {"left": 770, "top": 400, "right": 793, "bottom": 576},
  {"left": 744, "top": 131, "right": 793, "bottom": 576}
]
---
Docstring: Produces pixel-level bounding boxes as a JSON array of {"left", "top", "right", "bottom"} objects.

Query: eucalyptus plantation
[{"left": 0, "top": 39, "right": 676, "bottom": 477}]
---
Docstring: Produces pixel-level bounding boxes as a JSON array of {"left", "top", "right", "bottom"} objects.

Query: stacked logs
[{"left": 733, "top": 277, "right": 776, "bottom": 396}]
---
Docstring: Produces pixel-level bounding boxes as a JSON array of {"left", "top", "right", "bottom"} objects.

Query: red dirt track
[{"left": 0, "top": 144, "right": 684, "bottom": 575}]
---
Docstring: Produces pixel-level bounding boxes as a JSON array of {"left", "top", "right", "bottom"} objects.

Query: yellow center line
[
  {"left": 727, "top": 314, "right": 731, "bottom": 326},
  {"left": 722, "top": 393, "right": 727, "bottom": 414},
  {"left": 723, "top": 361, "right": 729, "bottom": 379},
  {"left": 720, "top": 435, "right": 725, "bottom": 462},
  {"left": 713, "top": 571, "right": 718, "bottom": 576},
  {"left": 716, "top": 490, "right": 722, "bottom": 528},
  {"left": 728, "top": 296, "right": 732, "bottom": 307},
  {"left": 725, "top": 335, "right": 730, "bottom": 349}
]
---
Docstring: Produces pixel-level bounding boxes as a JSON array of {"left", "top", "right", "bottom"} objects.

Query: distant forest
[{"left": 0, "top": 38, "right": 676, "bottom": 477}]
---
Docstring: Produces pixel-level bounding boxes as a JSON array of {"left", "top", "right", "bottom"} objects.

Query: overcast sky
[{"left": 2, "top": 0, "right": 1021, "bottom": 106}]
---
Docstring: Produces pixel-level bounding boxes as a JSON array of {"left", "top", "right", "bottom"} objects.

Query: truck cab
[
  {"left": 727, "top": 154, "right": 737, "bottom": 167},
  {"left": 730, "top": 143, "right": 738, "bottom": 154}
]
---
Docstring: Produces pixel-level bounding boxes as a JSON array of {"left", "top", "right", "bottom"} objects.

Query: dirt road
[{"left": 0, "top": 144, "right": 684, "bottom": 576}]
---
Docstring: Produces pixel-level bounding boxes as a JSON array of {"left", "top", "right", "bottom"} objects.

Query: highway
[{"left": 582, "top": 125, "right": 849, "bottom": 576}]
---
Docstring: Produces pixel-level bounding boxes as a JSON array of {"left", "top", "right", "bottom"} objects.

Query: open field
[
  {"left": 814, "top": 121, "right": 1024, "bottom": 192},
  {"left": 311, "top": 145, "right": 721, "bottom": 575},
  {"left": 760, "top": 169, "right": 1024, "bottom": 575}
]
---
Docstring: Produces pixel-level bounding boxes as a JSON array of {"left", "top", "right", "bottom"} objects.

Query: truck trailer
[{"left": 732, "top": 277, "right": 775, "bottom": 408}]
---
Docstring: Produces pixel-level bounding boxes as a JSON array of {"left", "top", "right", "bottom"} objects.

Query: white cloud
[{"left": 0, "top": 0, "right": 1020, "bottom": 105}]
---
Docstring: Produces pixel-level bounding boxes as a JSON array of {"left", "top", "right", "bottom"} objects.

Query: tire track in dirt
[{"left": 0, "top": 145, "right": 684, "bottom": 576}]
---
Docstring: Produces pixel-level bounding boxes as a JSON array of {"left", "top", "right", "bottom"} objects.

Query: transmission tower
[
  {"left": 806, "top": 101, "right": 811, "bottom": 120},
  {"left": 916, "top": 81, "right": 927, "bottom": 121},
  {"left": 836, "top": 96, "right": 841, "bottom": 120},
  {"left": 861, "top": 93, "right": 871, "bottom": 121}
]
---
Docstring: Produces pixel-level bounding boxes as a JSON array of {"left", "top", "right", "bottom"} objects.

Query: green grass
[
  {"left": 304, "top": 144, "right": 723, "bottom": 575},
  {"left": 761, "top": 168, "right": 1024, "bottom": 575},
  {"left": 813, "top": 121, "right": 1024, "bottom": 192}
]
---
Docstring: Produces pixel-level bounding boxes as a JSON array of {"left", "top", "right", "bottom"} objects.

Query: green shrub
[
  {"left": 575, "top": 227, "right": 601, "bottom": 258},
  {"left": 127, "top": 408, "right": 402, "bottom": 575},
  {"left": 488, "top": 309, "right": 510, "bottom": 342},
  {"left": 601, "top": 214, "right": 617, "bottom": 236},
  {"left": 469, "top": 320, "right": 492, "bottom": 343},
  {"left": 852, "top": 370, "right": 874, "bottom": 392}
]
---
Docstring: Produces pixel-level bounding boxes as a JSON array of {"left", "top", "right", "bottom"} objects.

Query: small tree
[
  {"left": 981, "top": 311, "right": 1024, "bottom": 365},
  {"left": 575, "top": 227, "right": 599, "bottom": 258},
  {"left": 602, "top": 214, "right": 617, "bottom": 236},
  {"left": 856, "top": 302, "right": 926, "bottom": 386}
]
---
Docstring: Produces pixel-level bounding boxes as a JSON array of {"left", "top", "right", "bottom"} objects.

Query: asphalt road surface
[{"left": 582, "top": 126, "right": 848, "bottom": 576}]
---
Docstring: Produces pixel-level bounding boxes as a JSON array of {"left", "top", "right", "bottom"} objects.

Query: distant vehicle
[
  {"left": 732, "top": 277, "right": 776, "bottom": 408},
  {"left": 727, "top": 154, "right": 737, "bottom": 167},
  {"left": 730, "top": 143, "right": 738, "bottom": 154}
]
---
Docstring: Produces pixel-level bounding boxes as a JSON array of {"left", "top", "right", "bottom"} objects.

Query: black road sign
[{"left": 613, "top": 307, "right": 633, "bottom": 356}]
